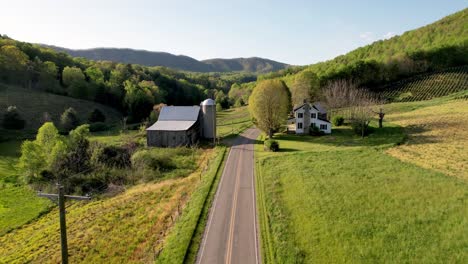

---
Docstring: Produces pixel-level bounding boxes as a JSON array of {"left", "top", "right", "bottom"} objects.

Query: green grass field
[
  {"left": 216, "top": 106, "right": 252, "bottom": 138},
  {"left": 0, "top": 141, "right": 51, "bottom": 235},
  {"left": 256, "top": 94, "right": 468, "bottom": 263}
]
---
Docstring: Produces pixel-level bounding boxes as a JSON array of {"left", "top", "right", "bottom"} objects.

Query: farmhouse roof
[
  {"left": 146, "top": 106, "right": 200, "bottom": 131},
  {"left": 293, "top": 103, "right": 320, "bottom": 112}
]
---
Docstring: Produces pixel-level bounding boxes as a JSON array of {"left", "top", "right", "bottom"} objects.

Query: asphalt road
[{"left": 197, "top": 128, "right": 261, "bottom": 264}]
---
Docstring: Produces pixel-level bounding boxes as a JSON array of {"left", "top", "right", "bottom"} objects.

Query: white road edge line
[
  {"left": 251, "top": 130, "right": 260, "bottom": 264},
  {"left": 197, "top": 147, "right": 233, "bottom": 264}
]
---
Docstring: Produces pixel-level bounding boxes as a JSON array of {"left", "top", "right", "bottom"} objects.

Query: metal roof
[
  {"left": 200, "top": 98, "right": 216, "bottom": 106},
  {"left": 158, "top": 106, "right": 200, "bottom": 121},
  {"left": 146, "top": 120, "right": 197, "bottom": 131},
  {"left": 146, "top": 106, "right": 200, "bottom": 131}
]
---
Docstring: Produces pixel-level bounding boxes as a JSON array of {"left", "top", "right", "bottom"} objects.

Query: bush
[
  {"left": 264, "top": 139, "right": 279, "bottom": 152},
  {"left": 88, "top": 122, "right": 109, "bottom": 132},
  {"left": 88, "top": 109, "right": 106, "bottom": 123},
  {"left": 92, "top": 144, "right": 131, "bottom": 169},
  {"left": 351, "top": 121, "right": 371, "bottom": 136},
  {"left": 131, "top": 149, "right": 175, "bottom": 172},
  {"left": 2, "top": 106, "right": 25, "bottom": 129},
  {"left": 60, "top": 107, "right": 80, "bottom": 132},
  {"left": 332, "top": 116, "right": 345, "bottom": 126},
  {"left": 309, "top": 125, "right": 324, "bottom": 136}
]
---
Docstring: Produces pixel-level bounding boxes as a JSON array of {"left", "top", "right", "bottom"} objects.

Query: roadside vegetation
[{"left": 256, "top": 94, "right": 468, "bottom": 263}]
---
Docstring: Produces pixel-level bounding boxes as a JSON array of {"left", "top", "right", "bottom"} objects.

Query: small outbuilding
[{"left": 146, "top": 99, "right": 216, "bottom": 147}]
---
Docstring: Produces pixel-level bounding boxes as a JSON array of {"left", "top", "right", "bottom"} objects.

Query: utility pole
[{"left": 38, "top": 184, "right": 91, "bottom": 264}]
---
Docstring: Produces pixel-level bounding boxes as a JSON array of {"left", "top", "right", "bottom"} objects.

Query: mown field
[
  {"left": 216, "top": 106, "right": 251, "bottom": 138},
  {"left": 256, "top": 94, "right": 468, "bottom": 263}
]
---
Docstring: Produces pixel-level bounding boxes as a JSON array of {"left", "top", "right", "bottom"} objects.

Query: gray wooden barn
[{"left": 146, "top": 99, "right": 216, "bottom": 147}]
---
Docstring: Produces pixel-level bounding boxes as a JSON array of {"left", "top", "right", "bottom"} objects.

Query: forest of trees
[{"left": 0, "top": 35, "right": 255, "bottom": 123}]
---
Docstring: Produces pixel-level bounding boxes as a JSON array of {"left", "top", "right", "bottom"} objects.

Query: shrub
[
  {"left": 60, "top": 107, "right": 80, "bottom": 132},
  {"left": 2, "top": 106, "right": 25, "bottom": 129},
  {"left": 88, "top": 122, "right": 109, "bottom": 132},
  {"left": 332, "top": 116, "right": 345, "bottom": 126},
  {"left": 93, "top": 145, "right": 131, "bottom": 169},
  {"left": 309, "top": 124, "right": 324, "bottom": 136},
  {"left": 264, "top": 139, "right": 279, "bottom": 152},
  {"left": 351, "top": 121, "right": 371, "bottom": 136},
  {"left": 131, "top": 149, "right": 175, "bottom": 172},
  {"left": 88, "top": 109, "right": 106, "bottom": 123}
]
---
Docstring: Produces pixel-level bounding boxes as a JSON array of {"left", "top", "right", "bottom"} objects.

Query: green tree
[
  {"left": 38, "top": 61, "right": 60, "bottom": 93},
  {"left": 290, "top": 70, "right": 320, "bottom": 106},
  {"left": 124, "top": 80, "right": 155, "bottom": 122},
  {"left": 60, "top": 107, "right": 80, "bottom": 132},
  {"left": 0, "top": 45, "right": 29, "bottom": 84},
  {"left": 18, "top": 122, "right": 66, "bottom": 182},
  {"left": 249, "top": 79, "right": 291, "bottom": 138},
  {"left": 62, "top": 66, "right": 87, "bottom": 99}
]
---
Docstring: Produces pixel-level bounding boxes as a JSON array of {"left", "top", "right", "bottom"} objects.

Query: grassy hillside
[
  {"left": 0, "top": 85, "right": 122, "bottom": 132},
  {"left": 378, "top": 66, "right": 468, "bottom": 102},
  {"left": 0, "top": 146, "right": 225, "bottom": 263},
  {"left": 256, "top": 94, "right": 468, "bottom": 263},
  {"left": 0, "top": 141, "right": 51, "bottom": 235},
  {"left": 385, "top": 92, "right": 468, "bottom": 179},
  {"left": 252, "top": 8, "right": 468, "bottom": 104},
  {"left": 307, "top": 8, "right": 468, "bottom": 77},
  {"left": 216, "top": 106, "right": 252, "bottom": 139}
]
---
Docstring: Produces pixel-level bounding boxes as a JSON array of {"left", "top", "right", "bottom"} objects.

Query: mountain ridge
[{"left": 41, "top": 44, "right": 289, "bottom": 73}]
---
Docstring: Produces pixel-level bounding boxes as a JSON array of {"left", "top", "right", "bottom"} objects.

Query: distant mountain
[
  {"left": 42, "top": 45, "right": 289, "bottom": 73},
  {"left": 203, "top": 57, "right": 288, "bottom": 73}
]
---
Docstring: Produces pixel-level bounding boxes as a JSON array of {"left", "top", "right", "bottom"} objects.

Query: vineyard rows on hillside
[{"left": 378, "top": 66, "right": 468, "bottom": 102}]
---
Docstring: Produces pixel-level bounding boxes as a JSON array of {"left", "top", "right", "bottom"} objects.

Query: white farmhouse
[{"left": 287, "top": 102, "right": 332, "bottom": 134}]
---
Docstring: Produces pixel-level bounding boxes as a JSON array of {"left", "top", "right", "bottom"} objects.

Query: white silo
[{"left": 200, "top": 98, "right": 216, "bottom": 139}]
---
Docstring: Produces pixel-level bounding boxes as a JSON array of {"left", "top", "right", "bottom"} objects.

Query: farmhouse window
[
  {"left": 311, "top": 113, "right": 316, "bottom": 118},
  {"left": 298, "top": 122, "right": 303, "bottom": 129},
  {"left": 320, "top": 124, "right": 327, "bottom": 130},
  {"left": 298, "top": 113, "right": 303, "bottom": 118}
]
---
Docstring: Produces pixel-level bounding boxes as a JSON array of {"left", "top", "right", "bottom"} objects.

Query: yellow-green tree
[
  {"left": 249, "top": 79, "right": 290, "bottom": 138},
  {"left": 290, "top": 70, "right": 320, "bottom": 106}
]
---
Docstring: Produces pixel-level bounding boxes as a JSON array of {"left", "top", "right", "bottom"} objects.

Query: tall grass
[{"left": 156, "top": 146, "right": 226, "bottom": 263}]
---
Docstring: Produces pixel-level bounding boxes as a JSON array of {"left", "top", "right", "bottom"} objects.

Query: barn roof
[
  {"left": 147, "top": 120, "right": 197, "bottom": 131},
  {"left": 146, "top": 106, "right": 200, "bottom": 131},
  {"left": 158, "top": 106, "right": 200, "bottom": 121}
]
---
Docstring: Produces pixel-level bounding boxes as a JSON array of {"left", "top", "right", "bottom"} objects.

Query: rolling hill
[
  {"left": 42, "top": 45, "right": 289, "bottom": 73},
  {"left": 0, "top": 84, "right": 122, "bottom": 132}
]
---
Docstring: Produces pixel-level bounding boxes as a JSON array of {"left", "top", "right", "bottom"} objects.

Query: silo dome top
[{"left": 200, "top": 98, "right": 216, "bottom": 106}]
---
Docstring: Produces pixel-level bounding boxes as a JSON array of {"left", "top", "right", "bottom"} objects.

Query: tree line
[{"left": 0, "top": 34, "right": 254, "bottom": 123}]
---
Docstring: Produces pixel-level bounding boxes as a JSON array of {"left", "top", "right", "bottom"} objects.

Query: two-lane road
[{"left": 197, "top": 128, "right": 260, "bottom": 264}]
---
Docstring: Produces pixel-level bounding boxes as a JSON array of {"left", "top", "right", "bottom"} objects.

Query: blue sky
[{"left": 1, "top": 0, "right": 466, "bottom": 65}]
